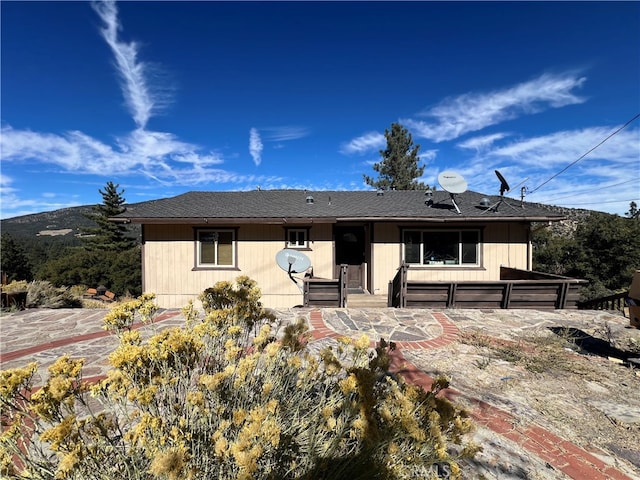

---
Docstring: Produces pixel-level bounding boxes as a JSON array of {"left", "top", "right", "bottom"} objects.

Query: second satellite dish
[
  {"left": 480, "top": 170, "right": 519, "bottom": 214},
  {"left": 437, "top": 170, "right": 467, "bottom": 214},
  {"left": 495, "top": 170, "right": 510, "bottom": 195}
]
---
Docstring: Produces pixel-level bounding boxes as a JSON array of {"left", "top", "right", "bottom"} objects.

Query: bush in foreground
[{"left": 1, "top": 277, "right": 477, "bottom": 479}]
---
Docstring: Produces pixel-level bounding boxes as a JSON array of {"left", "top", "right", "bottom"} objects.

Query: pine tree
[
  {"left": 363, "top": 123, "right": 428, "bottom": 190},
  {"left": 83, "top": 182, "right": 135, "bottom": 252},
  {"left": 1, "top": 234, "right": 33, "bottom": 282}
]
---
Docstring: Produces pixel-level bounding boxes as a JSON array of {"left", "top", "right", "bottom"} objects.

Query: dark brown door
[{"left": 335, "top": 226, "right": 365, "bottom": 290}]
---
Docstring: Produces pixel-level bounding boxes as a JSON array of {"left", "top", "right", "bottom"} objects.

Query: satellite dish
[
  {"left": 437, "top": 170, "right": 467, "bottom": 214},
  {"left": 438, "top": 170, "right": 468, "bottom": 194},
  {"left": 276, "top": 249, "right": 311, "bottom": 292},
  {"left": 495, "top": 170, "right": 510, "bottom": 196},
  {"left": 481, "top": 170, "right": 521, "bottom": 214},
  {"left": 276, "top": 249, "right": 311, "bottom": 274}
]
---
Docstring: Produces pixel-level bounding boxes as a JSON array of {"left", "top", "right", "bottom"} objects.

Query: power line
[
  {"left": 529, "top": 113, "right": 640, "bottom": 194},
  {"left": 542, "top": 178, "right": 638, "bottom": 202},
  {"left": 540, "top": 198, "right": 639, "bottom": 206}
]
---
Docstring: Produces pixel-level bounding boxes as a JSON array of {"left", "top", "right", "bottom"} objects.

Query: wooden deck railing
[
  {"left": 389, "top": 265, "right": 586, "bottom": 310},
  {"left": 303, "top": 265, "right": 348, "bottom": 307},
  {"left": 577, "top": 291, "right": 629, "bottom": 313},
  {"left": 388, "top": 263, "right": 408, "bottom": 308}
]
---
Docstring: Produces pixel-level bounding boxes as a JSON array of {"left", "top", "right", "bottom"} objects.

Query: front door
[{"left": 335, "top": 226, "right": 365, "bottom": 290}]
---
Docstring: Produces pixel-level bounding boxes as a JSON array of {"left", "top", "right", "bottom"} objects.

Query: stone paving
[
  {"left": 1, "top": 306, "right": 639, "bottom": 479},
  {"left": 0, "top": 308, "right": 186, "bottom": 384}
]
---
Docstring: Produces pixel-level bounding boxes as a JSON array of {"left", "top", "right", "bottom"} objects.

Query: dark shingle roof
[{"left": 115, "top": 190, "right": 565, "bottom": 224}]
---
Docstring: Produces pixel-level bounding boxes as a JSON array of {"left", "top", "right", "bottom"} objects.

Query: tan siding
[
  {"left": 308, "top": 224, "right": 334, "bottom": 279},
  {"left": 144, "top": 223, "right": 334, "bottom": 308},
  {"left": 371, "top": 223, "right": 401, "bottom": 295},
  {"left": 144, "top": 221, "right": 531, "bottom": 308}
]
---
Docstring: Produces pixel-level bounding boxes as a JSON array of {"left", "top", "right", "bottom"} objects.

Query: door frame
[{"left": 334, "top": 224, "right": 371, "bottom": 292}]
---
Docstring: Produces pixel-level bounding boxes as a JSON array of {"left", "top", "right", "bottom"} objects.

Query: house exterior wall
[
  {"left": 142, "top": 221, "right": 531, "bottom": 309},
  {"left": 143, "top": 223, "right": 335, "bottom": 308}
]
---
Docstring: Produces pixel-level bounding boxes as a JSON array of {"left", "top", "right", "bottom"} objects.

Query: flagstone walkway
[{"left": 1, "top": 307, "right": 638, "bottom": 479}]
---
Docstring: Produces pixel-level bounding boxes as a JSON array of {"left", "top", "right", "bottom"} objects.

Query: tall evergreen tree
[
  {"left": 83, "top": 182, "right": 135, "bottom": 252},
  {"left": 363, "top": 123, "right": 428, "bottom": 190},
  {"left": 1, "top": 234, "right": 33, "bottom": 281}
]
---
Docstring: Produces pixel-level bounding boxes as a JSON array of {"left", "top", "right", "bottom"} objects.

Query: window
[
  {"left": 196, "top": 229, "right": 235, "bottom": 267},
  {"left": 403, "top": 229, "right": 480, "bottom": 266},
  {"left": 286, "top": 228, "right": 308, "bottom": 249}
]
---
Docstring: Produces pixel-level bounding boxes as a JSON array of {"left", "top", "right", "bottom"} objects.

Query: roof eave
[
  {"left": 112, "top": 215, "right": 566, "bottom": 224},
  {"left": 338, "top": 216, "right": 565, "bottom": 222},
  {"left": 109, "top": 217, "right": 339, "bottom": 225}
]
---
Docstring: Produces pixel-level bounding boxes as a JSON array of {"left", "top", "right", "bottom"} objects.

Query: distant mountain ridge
[
  {"left": 526, "top": 202, "right": 603, "bottom": 237},
  {"left": 1, "top": 205, "right": 140, "bottom": 241}
]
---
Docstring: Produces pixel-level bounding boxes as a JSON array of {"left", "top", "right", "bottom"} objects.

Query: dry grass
[{"left": 459, "top": 330, "right": 591, "bottom": 375}]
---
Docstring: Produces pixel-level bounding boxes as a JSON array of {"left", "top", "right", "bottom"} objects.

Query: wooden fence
[{"left": 577, "top": 291, "right": 629, "bottom": 313}]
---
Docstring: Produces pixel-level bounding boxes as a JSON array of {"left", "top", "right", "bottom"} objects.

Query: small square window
[{"left": 286, "top": 228, "right": 308, "bottom": 248}]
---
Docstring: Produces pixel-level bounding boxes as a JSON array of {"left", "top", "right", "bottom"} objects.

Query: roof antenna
[
  {"left": 481, "top": 170, "right": 520, "bottom": 214},
  {"left": 520, "top": 186, "right": 528, "bottom": 208}
]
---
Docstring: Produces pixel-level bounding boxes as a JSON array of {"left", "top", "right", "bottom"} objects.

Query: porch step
[{"left": 346, "top": 294, "right": 388, "bottom": 308}]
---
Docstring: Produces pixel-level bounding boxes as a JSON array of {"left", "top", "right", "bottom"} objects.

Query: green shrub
[
  {"left": 81, "top": 299, "right": 111, "bottom": 309},
  {"left": 1, "top": 277, "right": 477, "bottom": 479},
  {"left": 25, "top": 280, "right": 82, "bottom": 309},
  {"left": 68, "top": 285, "right": 89, "bottom": 299}
]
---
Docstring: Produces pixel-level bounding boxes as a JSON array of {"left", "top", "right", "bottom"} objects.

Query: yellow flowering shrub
[
  {"left": 0, "top": 277, "right": 477, "bottom": 479},
  {"left": 102, "top": 293, "right": 158, "bottom": 334}
]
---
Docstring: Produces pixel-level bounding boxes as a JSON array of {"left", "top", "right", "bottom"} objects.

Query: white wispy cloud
[
  {"left": 0, "top": 125, "right": 225, "bottom": 178},
  {"left": 249, "top": 128, "right": 263, "bottom": 166},
  {"left": 0, "top": 173, "right": 15, "bottom": 192},
  {"left": 0, "top": 174, "right": 82, "bottom": 219},
  {"left": 92, "top": 0, "right": 157, "bottom": 129},
  {"left": 263, "top": 126, "right": 309, "bottom": 142},
  {"left": 487, "top": 126, "right": 638, "bottom": 168},
  {"left": 419, "top": 150, "right": 438, "bottom": 163},
  {"left": 404, "top": 72, "right": 587, "bottom": 142},
  {"left": 457, "top": 132, "right": 510, "bottom": 152},
  {"left": 0, "top": 0, "right": 276, "bottom": 209},
  {"left": 340, "top": 131, "right": 386, "bottom": 155},
  {"left": 438, "top": 124, "right": 639, "bottom": 214}
]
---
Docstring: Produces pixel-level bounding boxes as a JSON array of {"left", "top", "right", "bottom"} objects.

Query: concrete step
[{"left": 346, "top": 294, "right": 388, "bottom": 308}]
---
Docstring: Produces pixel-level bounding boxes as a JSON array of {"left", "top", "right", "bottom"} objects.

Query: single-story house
[{"left": 112, "top": 189, "right": 575, "bottom": 309}]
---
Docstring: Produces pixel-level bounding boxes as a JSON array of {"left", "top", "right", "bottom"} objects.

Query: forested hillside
[{"left": 1, "top": 183, "right": 142, "bottom": 296}]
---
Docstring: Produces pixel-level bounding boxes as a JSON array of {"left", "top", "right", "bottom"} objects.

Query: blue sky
[{"left": 1, "top": 1, "right": 639, "bottom": 219}]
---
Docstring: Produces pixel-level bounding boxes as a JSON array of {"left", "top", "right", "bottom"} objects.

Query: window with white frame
[
  {"left": 403, "top": 229, "right": 480, "bottom": 266},
  {"left": 196, "top": 229, "right": 235, "bottom": 267},
  {"left": 286, "top": 228, "right": 308, "bottom": 249}
]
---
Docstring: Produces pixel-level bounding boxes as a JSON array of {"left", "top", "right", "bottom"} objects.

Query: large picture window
[
  {"left": 196, "top": 229, "right": 235, "bottom": 267},
  {"left": 403, "top": 229, "right": 480, "bottom": 266}
]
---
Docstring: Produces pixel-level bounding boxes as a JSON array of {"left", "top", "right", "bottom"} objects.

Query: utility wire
[
  {"left": 552, "top": 198, "right": 639, "bottom": 206},
  {"left": 542, "top": 178, "right": 638, "bottom": 202},
  {"left": 529, "top": 113, "right": 640, "bottom": 194}
]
